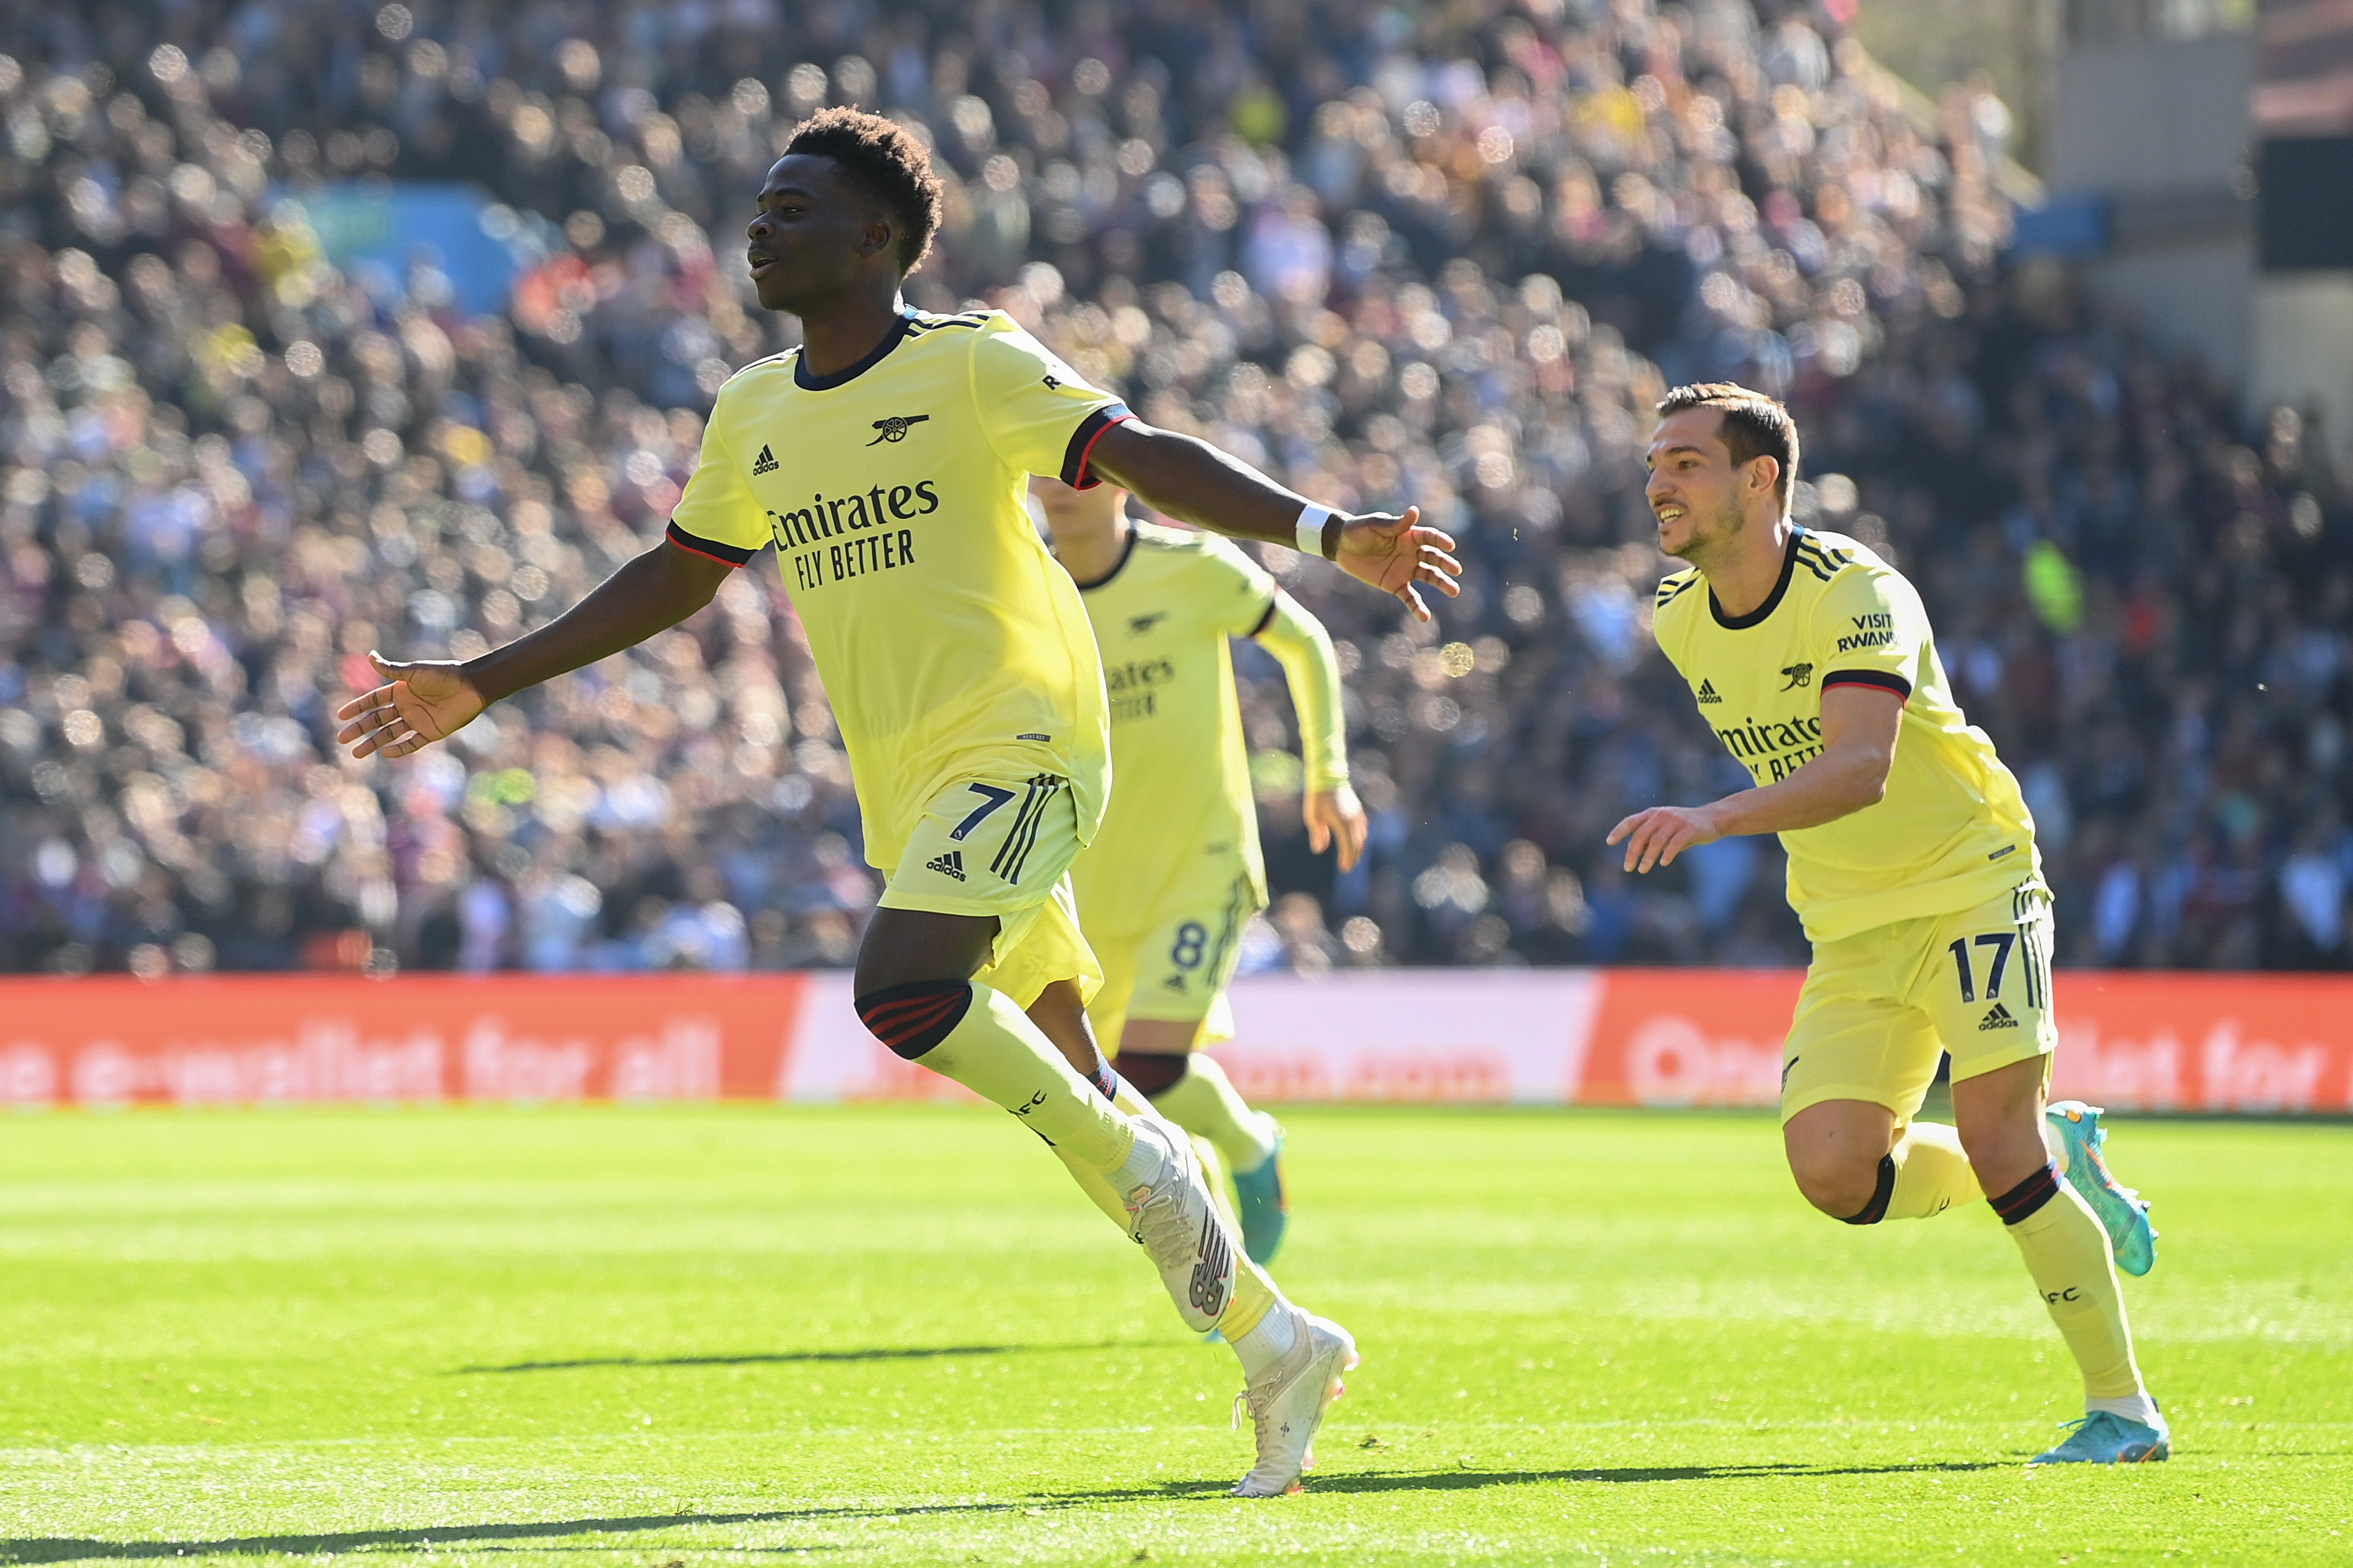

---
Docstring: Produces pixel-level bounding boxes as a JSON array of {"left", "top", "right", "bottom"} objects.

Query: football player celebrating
[
  {"left": 336, "top": 108, "right": 1459, "bottom": 1496},
  {"left": 1612, "top": 383, "right": 2167, "bottom": 1467},
  {"left": 1033, "top": 474, "right": 1365, "bottom": 1265}
]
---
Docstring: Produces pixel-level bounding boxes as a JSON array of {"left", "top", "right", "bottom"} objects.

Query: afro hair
[{"left": 781, "top": 107, "right": 945, "bottom": 276}]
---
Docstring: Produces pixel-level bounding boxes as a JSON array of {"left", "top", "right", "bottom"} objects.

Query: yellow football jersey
[
  {"left": 667, "top": 310, "right": 1130, "bottom": 869},
  {"left": 1066, "top": 522, "right": 1280, "bottom": 916},
  {"left": 1651, "top": 527, "right": 2039, "bottom": 943}
]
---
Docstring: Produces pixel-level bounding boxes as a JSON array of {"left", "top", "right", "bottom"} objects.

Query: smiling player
[
  {"left": 1610, "top": 383, "right": 2167, "bottom": 1467},
  {"left": 335, "top": 108, "right": 1460, "bottom": 1496}
]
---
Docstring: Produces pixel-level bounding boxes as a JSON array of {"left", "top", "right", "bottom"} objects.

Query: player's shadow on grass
[
  {"left": 1037, "top": 1457, "right": 2009, "bottom": 1504},
  {"left": 0, "top": 1460, "right": 2018, "bottom": 1560},
  {"left": 454, "top": 1341, "right": 1130, "bottom": 1374},
  {"left": 1248, "top": 1459, "right": 2011, "bottom": 1493},
  {"left": 0, "top": 1514, "right": 849, "bottom": 1563}
]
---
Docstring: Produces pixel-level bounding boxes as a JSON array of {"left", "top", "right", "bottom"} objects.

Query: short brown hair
[
  {"left": 782, "top": 108, "right": 944, "bottom": 275},
  {"left": 1656, "top": 383, "right": 1799, "bottom": 515}
]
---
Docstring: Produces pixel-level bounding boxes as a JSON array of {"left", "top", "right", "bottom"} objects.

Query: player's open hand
[
  {"left": 1304, "top": 784, "right": 1369, "bottom": 873},
  {"left": 1335, "top": 506, "right": 1461, "bottom": 622},
  {"left": 335, "top": 652, "right": 487, "bottom": 760},
  {"left": 1606, "top": 803, "right": 1724, "bottom": 873}
]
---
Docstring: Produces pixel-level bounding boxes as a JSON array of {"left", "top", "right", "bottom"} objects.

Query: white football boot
[
  {"left": 1231, "top": 1310, "right": 1359, "bottom": 1497},
  {"left": 1121, "top": 1118, "right": 1238, "bottom": 1333}
]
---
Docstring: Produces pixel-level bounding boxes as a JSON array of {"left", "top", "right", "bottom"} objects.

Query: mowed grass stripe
[{"left": 0, "top": 1106, "right": 2344, "bottom": 1566}]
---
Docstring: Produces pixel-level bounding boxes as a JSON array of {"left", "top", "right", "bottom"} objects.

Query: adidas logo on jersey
[
  {"left": 751, "top": 445, "right": 779, "bottom": 475},
  {"left": 1696, "top": 679, "right": 1724, "bottom": 704},
  {"left": 1980, "top": 1003, "right": 2019, "bottom": 1031},
  {"left": 926, "top": 850, "right": 966, "bottom": 882}
]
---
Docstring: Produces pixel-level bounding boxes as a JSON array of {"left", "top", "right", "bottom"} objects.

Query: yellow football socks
[
  {"left": 1042, "top": 1077, "right": 1279, "bottom": 1343},
  {"left": 1153, "top": 1053, "right": 1279, "bottom": 1174},
  {"left": 916, "top": 982, "right": 1135, "bottom": 1173},
  {"left": 2000, "top": 1172, "right": 2145, "bottom": 1400},
  {"left": 1885, "top": 1123, "right": 1984, "bottom": 1220}
]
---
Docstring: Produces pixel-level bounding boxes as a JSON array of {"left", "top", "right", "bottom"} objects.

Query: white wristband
[{"left": 1294, "top": 504, "right": 1337, "bottom": 559}]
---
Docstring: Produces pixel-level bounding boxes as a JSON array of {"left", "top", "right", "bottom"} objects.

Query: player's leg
[
  {"left": 1781, "top": 922, "right": 1981, "bottom": 1224},
  {"left": 1029, "top": 982, "right": 1276, "bottom": 1336},
  {"left": 1119, "top": 1020, "right": 1289, "bottom": 1261},
  {"left": 1029, "top": 971, "right": 1355, "bottom": 1495},
  {"left": 1955, "top": 1056, "right": 2164, "bottom": 1460},
  {"left": 857, "top": 781, "right": 1236, "bottom": 1335},
  {"left": 854, "top": 905, "right": 1136, "bottom": 1176},
  {"left": 1934, "top": 886, "right": 2165, "bottom": 1463},
  {"left": 1783, "top": 1100, "right": 1982, "bottom": 1222},
  {"left": 1023, "top": 974, "right": 1122, "bottom": 1100},
  {"left": 1122, "top": 1020, "right": 1279, "bottom": 1181},
  {"left": 1108, "top": 881, "right": 1287, "bottom": 1259},
  {"left": 1030, "top": 983, "right": 1243, "bottom": 1236}
]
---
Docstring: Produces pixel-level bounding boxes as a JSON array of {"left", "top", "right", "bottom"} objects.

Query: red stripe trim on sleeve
[
  {"left": 1822, "top": 669, "right": 1912, "bottom": 701},
  {"left": 665, "top": 522, "right": 754, "bottom": 567},
  {"left": 1062, "top": 405, "right": 1134, "bottom": 490}
]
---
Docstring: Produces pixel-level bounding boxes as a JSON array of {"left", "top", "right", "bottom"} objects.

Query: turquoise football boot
[
  {"left": 2029, "top": 1409, "right": 2171, "bottom": 1466},
  {"left": 1230, "top": 1123, "right": 1289, "bottom": 1265},
  {"left": 2045, "top": 1101, "right": 2157, "bottom": 1277}
]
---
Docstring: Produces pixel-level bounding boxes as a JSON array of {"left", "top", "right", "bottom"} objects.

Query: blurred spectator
[{"left": 0, "top": 2, "right": 2345, "bottom": 979}]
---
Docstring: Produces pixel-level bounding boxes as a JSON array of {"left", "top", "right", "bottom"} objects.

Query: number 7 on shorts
[{"left": 950, "top": 784, "right": 1018, "bottom": 842}]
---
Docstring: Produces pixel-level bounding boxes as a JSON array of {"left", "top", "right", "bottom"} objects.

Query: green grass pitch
[{"left": 0, "top": 1105, "right": 2345, "bottom": 1566}]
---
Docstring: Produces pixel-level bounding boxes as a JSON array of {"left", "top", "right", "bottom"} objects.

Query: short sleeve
[
  {"left": 1196, "top": 536, "right": 1279, "bottom": 637},
  {"left": 1811, "top": 564, "right": 1923, "bottom": 702},
  {"left": 665, "top": 402, "right": 766, "bottom": 567},
  {"left": 970, "top": 318, "right": 1131, "bottom": 489}
]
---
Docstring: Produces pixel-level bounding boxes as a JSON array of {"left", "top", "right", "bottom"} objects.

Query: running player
[
  {"left": 1032, "top": 475, "right": 1365, "bottom": 1265},
  {"left": 334, "top": 108, "right": 1460, "bottom": 1496},
  {"left": 1610, "top": 384, "right": 2167, "bottom": 1467}
]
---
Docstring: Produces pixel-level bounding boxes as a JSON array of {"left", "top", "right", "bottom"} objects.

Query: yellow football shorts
[
  {"left": 1781, "top": 879, "right": 2057, "bottom": 1123},
  {"left": 1084, "top": 866, "right": 1259, "bottom": 1052},
  {"left": 877, "top": 772, "right": 1102, "bottom": 1011}
]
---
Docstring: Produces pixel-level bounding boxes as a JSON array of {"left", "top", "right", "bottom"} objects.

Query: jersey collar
[
  {"left": 794, "top": 313, "right": 913, "bottom": 391},
  {"left": 1708, "top": 524, "right": 1805, "bottom": 630},
  {"left": 1067, "top": 525, "right": 1137, "bottom": 592}
]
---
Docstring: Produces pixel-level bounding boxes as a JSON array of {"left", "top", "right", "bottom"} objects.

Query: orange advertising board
[
  {"left": 0, "top": 969, "right": 2348, "bottom": 1113},
  {"left": 0, "top": 975, "right": 809, "bottom": 1108},
  {"left": 1548, "top": 969, "right": 2353, "bottom": 1114},
  {"left": 1571, "top": 969, "right": 1805, "bottom": 1108}
]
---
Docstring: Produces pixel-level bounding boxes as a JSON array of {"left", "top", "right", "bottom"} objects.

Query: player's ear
[
  {"left": 1749, "top": 454, "right": 1781, "bottom": 502},
  {"left": 863, "top": 216, "right": 896, "bottom": 261}
]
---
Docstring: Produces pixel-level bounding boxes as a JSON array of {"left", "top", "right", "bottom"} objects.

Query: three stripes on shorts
[{"left": 989, "top": 774, "right": 1063, "bottom": 886}]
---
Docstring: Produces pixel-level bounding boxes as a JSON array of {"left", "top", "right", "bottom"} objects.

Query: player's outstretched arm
[
  {"left": 1251, "top": 592, "right": 1367, "bottom": 871},
  {"left": 335, "top": 540, "right": 733, "bottom": 759},
  {"left": 1606, "top": 684, "right": 1903, "bottom": 872},
  {"left": 1086, "top": 421, "right": 1461, "bottom": 622}
]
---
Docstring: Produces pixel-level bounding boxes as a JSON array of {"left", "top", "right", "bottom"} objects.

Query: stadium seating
[{"left": 0, "top": 1, "right": 2344, "bottom": 976}]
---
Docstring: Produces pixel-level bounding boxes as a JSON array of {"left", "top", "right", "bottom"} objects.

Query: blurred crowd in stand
[{"left": 1, "top": 1, "right": 2347, "bottom": 977}]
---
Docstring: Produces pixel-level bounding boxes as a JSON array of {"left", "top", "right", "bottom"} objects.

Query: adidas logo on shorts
[
  {"left": 926, "top": 850, "right": 965, "bottom": 882},
  {"left": 751, "top": 444, "right": 779, "bottom": 475},
  {"left": 1980, "top": 1002, "right": 2020, "bottom": 1031}
]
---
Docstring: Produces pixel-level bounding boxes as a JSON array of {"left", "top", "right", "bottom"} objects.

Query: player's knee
[
  {"left": 856, "top": 980, "right": 974, "bottom": 1060},
  {"left": 1113, "top": 1050, "right": 1188, "bottom": 1097},
  {"left": 1786, "top": 1144, "right": 1888, "bottom": 1221}
]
